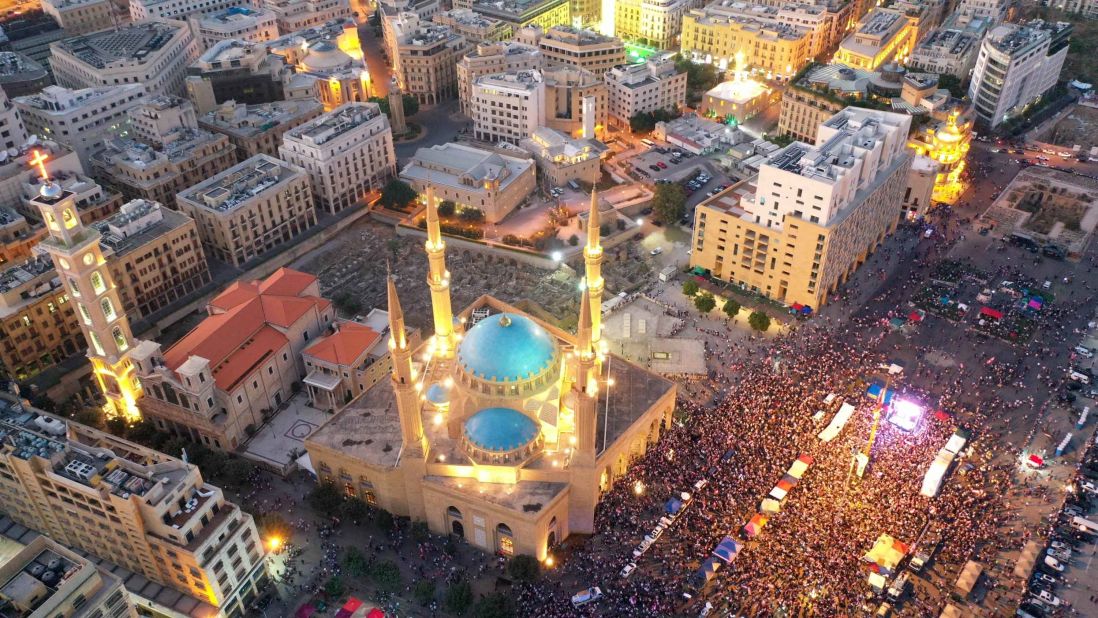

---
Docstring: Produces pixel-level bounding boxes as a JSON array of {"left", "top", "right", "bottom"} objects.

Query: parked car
[
  {"left": 650, "top": 247, "right": 663, "bottom": 256},
  {"left": 1031, "top": 590, "right": 1062, "bottom": 607},
  {"left": 1043, "top": 555, "right": 1066, "bottom": 572},
  {"left": 649, "top": 164, "right": 661, "bottom": 172},
  {"left": 657, "top": 161, "right": 668, "bottom": 169},
  {"left": 572, "top": 587, "right": 603, "bottom": 607},
  {"left": 620, "top": 563, "right": 637, "bottom": 578},
  {"left": 1075, "top": 346, "right": 1095, "bottom": 359}
]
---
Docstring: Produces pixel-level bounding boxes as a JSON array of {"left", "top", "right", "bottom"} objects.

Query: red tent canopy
[
  {"left": 979, "top": 306, "right": 1004, "bottom": 320},
  {"left": 908, "top": 311, "right": 923, "bottom": 322},
  {"left": 791, "top": 303, "right": 804, "bottom": 311},
  {"left": 797, "top": 454, "right": 815, "bottom": 466}
]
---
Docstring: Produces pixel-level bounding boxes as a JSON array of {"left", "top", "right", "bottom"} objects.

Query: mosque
[{"left": 305, "top": 188, "right": 677, "bottom": 559}]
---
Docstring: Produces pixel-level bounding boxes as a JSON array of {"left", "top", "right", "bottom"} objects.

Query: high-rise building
[
  {"left": 49, "top": 19, "right": 200, "bottom": 97},
  {"left": 834, "top": 8, "right": 918, "bottom": 70},
  {"left": 392, "top": 20, "right": 468, "bottom": 105},
  {"left": 198, "top": 99, "right": 323, "bottom": 161},
  {"left": 514, "top": 25, "right": 624, "bottom": 75},
  {"left": 604, "top": 56, "right": 686, "bottom": 128},
  {"left": 968, "top": 20, "right": 1071, "bottom": 129},
  {"left": 690, "top": 107, "right": 912, "bottom": 309},
  {"left": 0, "top": 88, "right": 26, "bottom": 151},
  {"left": 400, "top": 142, "right": 536, "bottom": 223},
  {"left": 907, "top": 14, "right": 988, "bottom": 79},
  {"left": 0, "top": 11, "right": 67, "bottom": 78},
  {"left": 279, "top": 102, "right": 397, "bottom": 214},
  {"left": 0, "top": 52, "right": 52, "bottom": 99},
  {"left": 456, "top": 41, "right": 542, "bottom": 114},
  {"left": 0, "top": 394, "right": 267, "bottom": 615},
  {"left": 185, "top": 39, "right": 291, "bottom": 111},
  {"left": 543, "top": 64, "right": 607, "bottom": 138},
  {"left": 176, "top": 154, "right": 316, "bottom": 267},
  {"left": 954, "top": 0, "right": 1010, "bottom": 25},
  {"left": 470, "top": 69, "right": 546, "bottom": 144},
  {"left": 14, "top": 85, "right": 148, "bottom": 167},
  {"left": 133, "top": 267, "right": 332, "bottom": 449},
  {"left": 40, "top": 0, "right": 117, "bottom": 35}
]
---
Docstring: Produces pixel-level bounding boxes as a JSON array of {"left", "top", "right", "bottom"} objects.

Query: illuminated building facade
[
  {"left": 305, "top": 189, "right": 675, "bottom": 559},
  {"left": 518, "top": 126, "right": 606, "bottom": 190},
  {"left": 680, "top": 2, "right": 824, "bottom": 78},
  {"left": 908, "top": 107, "right": 972, "bottom": 205},
  {"left": 835, "top": 8, "right": 917, "bottom": 70},
  {"left": 29, "top": 152, "right": 144, "bottom": 421}
]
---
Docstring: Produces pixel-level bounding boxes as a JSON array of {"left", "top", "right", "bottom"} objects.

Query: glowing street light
[
  {"left": 634, "top": 480, "right": 646, "bottom": 495},
  {"left": 267, "top": 536, "right": 283, "bottom": 552},
  {"left": 551, "top": 251, "right": 563, "bottom": 263}
]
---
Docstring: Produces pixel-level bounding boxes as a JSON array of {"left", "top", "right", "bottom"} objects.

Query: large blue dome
[
  {"left": 458, "top": 313, "right": 558, "bottom": 382},
  {"left": 463, "top": 407, "right": 540, "bottom": 452}
]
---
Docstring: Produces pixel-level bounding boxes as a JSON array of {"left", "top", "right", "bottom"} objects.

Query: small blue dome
[
  {"left": 458, "top": 313, "right": 557, "bottom": 382},
  {"left": 426, "top": 382, "right": 451, "bottom": 405},
  {"left": 463, "top": 407, "right": 539, "bottom": 452}
]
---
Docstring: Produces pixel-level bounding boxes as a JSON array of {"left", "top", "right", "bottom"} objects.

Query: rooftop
[
  {"left": 284, "top": 102, "right": 386, "bottom": 147},
  {"left": 474, "top": 68, "right": 542, "bottom": 90},
  {"left": 856, "top": 8, "right": 905, "bottom": 37},
  {"left": 457, "top": 313, "right": 558, "bottom": 382},
  {"left": 53, "top": 19, "right": 186, "bottom": 69},
  {"left": 94, "top": 128, "right": 224, "bottom": 170},
  {"left": 471, "top": 0, "right": 567, "bottom": 20},
  {"left": 197, "top": 6, "right": 277, "bottom": 30},
  {"left": 13, "top": 84, "right": 145, "bottom": 113},
  {"left": 91, "top": 199, "right": 191, "bottom": 256},
  {"left": 519, "top": 127, "right": 606, "bottom": 164},
  {"left": 0, "top": 51, "right": 45, "bottom": 82},
  {"left": 398, "top": 23, "right": 463, "bottom": 47},
  {"left": 303, "top": 321, "right": 381, "bottom": 366},
  {"left": 401, "top": 143, "right": 534, "bottom": 195},
  {"left": 0, "top": 254, "right": 54, "bottom": 299},
  {"left": 199, "top": 99, "right": 323, "bottom": 138},
  {"left": 606, "top": 56, "right": 681, "bottom": 89},
  {"left": 0, "top": 543, "right": 82, "bottom": 616},
  {"left": 178, "top": 154, "right": 303, "bottom": 214}
]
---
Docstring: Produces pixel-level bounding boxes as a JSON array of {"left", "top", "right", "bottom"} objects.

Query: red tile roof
[
  {"left": 164, "top": 268, "right": 327, "bottom": 390},
  {"left": 304, "top": 322, "right": 381, "bottom": 366}
]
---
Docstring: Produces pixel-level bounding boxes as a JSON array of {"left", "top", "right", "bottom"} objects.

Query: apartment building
[
  {"left": 515, "top": 24, "right": 624, "bottom": 75},
  {"left": 0, "top": 255, "right": 80, "bottom": 381},
  {"left": 40, "top": 0, "right": 116, "bottom": 36},
  {"left": 49, "top": 19, "right": 200, "bottom": 97},
  {"left": 469, "top": 0, "right": 570, "bottom": 31},
  {"left": 185, "top": 39, "right": 291, "bottom": 111},
  {"left": 177, "top": 154, "right": 316, "bottom": 267},
  {"left": 518, "top": 126, "right": 605, "bottom": 189},
  {"left": 190, "top": 6, "right": 280, "bottom": 50},
  {"left": 133, "top": 267, "right": 333, "bottom": 448},
  {"left": 92, "top": 199, "right": 211, "bottom": 320},
  {"left": 834, "top": 8, "right": 917, "bottom": 70},
  {"left": 543, "top": 64, "right": 607, "bottom": 137},
  {"left": 954, "top": 0, "right": 1010, "bottom": 25},
  {"left": 680, "top": 2, "right": 821, "bottom": 79},
  {"left": 264, "top": 0, "right": 351, "bottom": 32},
  {"left": 0, "top": 52, "right": 52, "bottom": 99},
  {"left": 279, "top": 102, "right": 396, "bottom": 214},
  {"left": 393, "top": 21, "right": 467, "bottom": 105},
  {"left": 129, "top": 0, "right": 241, "bottom": 20},
  {"left": 456, "top": 41, "right": 542, "bottom": 114},
  {"left": 604, "top": 56, "right": 686, "bottom": 128},
  {"left": 690, "top": 107, "right": 912, "bottom": 309},
  {"left": 470, "top": 69, "right": 545, "bottom": 144},
  {"left": 199, "top": 99, "right": 323, "bottom": 161},
  {"left": 14, "top": 85, "right": 148, "bottom": 166},
  {"left": 613, "top": 0, "right": 705, "bottom": 51},
  {"left": 400, "top": 142, "right": 536, "bottom": 223},
  {"left": 777, "top": 63, "right": 873, "bottom": 142},
  {"left": 0, "top": 395, "right": 268, "bottom": 615},
  {"left": 968, "top": 20, "right": 1071, "bottom": 129},
  {"left": 433, "top": 8, "right": 512, "bottom": 44},
  {"left": 0, "top": 535, "right": 136, "bottom": 618},
  {"left": 907, "top": 14, "right": 988, "bottom": 79}
]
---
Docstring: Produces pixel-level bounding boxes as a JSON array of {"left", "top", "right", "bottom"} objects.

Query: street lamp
[{"left": 551, "top": 251, "right": 562, "bottom": 263}]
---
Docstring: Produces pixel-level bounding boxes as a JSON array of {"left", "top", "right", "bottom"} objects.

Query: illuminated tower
[
  {"left": 388, "top": 273, "right": 426, "bottom": 457},
  {"left": 569, "top": 289, "right": 600, "bottom": 533},
  {"left": 583, "top": 186, "right": 604, "bottom": 347},
  {"left": 909, "top": 105, "right": 971, "bottom": 206},
  {"left": 28, "top": 150, "right": 143, "bottom": 420},
  {"left": 424, "top": 185, "right": 456, "bottom": 358}
]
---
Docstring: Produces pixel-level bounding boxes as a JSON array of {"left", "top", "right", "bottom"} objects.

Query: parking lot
[{"left": 623, "top": 140, "right": 736, "bottom": 220}]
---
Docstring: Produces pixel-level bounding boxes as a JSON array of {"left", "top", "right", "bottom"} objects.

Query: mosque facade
[{"left": 305, "top": 189, "right": 676, "bottom": 559}]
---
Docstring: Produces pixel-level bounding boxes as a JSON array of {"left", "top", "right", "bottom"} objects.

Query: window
[
  {"left": 101, "top": 297, "right": 115, "bottom": 320},
  {"left": 90, "top": 272, "right": 106, "bottom": 294},
  {"left": 112, "top": 327, "right": 128, "bottom": 351},
  {"left": 90, "top": 332, "right": 105, "bottom": 356}
]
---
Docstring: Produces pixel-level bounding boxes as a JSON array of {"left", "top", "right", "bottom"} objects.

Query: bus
[{"left": 641, "top": 139, "right": 656, "bottom": 148}]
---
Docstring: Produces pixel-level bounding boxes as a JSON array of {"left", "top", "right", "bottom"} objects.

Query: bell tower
[
  {"left": 424, "top": 184, "right": 456, "bottom": 358},
  {"left": 28, "top": 150, "right": 144, "bottom": 421}
]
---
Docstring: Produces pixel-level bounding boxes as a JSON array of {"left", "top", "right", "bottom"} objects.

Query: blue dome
[
  {"left": 458, "top": 313, "right": 558, "bottom": 382},
  {"left": 426, "top": 382, "right": 451, "bottom": 405},
  {"left": 463, "top": 407, "right": 540, "bottom": 452}
]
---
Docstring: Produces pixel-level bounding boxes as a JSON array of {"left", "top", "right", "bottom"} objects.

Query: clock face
[
  {"left": 83, "top": 253, "right": 95, "bottom": 266},
  {"left": 59, "top": 258, "right": 70, "bottom": 270}
]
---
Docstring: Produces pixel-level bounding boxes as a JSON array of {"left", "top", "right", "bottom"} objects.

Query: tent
[
  {"left": 1027, "top": 299, "right": 1043, "bottom": 310},
  {"left": 768, "top": 485, "right": 788, "bottom": 501},
  {"left": 760, "top": 498, "right": 781, "bottom": 514},
  {"left": 697, "top": 556, "right": 722, "bottom": 583},
  {"left": 955, "top": 560, "right": 983, "bottom": 597},
  {"left": 865, "top": 382, "right": 896, "bottom": 404},
  {"left": 979, "top": 306, "right": 1003, "bottom": 320},
  {"left": 940, "top": 604, "right": 964, "bottom": 618},
  {"left": 1013, "top": 540, "right": 1041, "bottom": 579},
  {"left": 908, "top": 311, "right": 923, "bottom": 323},
  {"left": 863, "top": 534, "right": 909, "bottom": 574},
  {"left": 336, "top": 599, "right": 364, "bottom": 618},
  {"left": 787, "top": 456, "right": 812, "bottom": 479},
  {"left": 666, "top": 498, "right": 684, "bottom": 515},
  {"left": 819, "top": 402, "right": 857, "bottom": 442},
  {"left": 1026, "top": 454, "right": 1045, "bottom": 468},
  {"left": 744, "top": 513, "right": 768, "bottom": 537},
  {"left": 712, "top": 537, "right": 741, "bottom": 564},
  {"left": 791, "top": 303, "right": 804, "bottom": 312}
]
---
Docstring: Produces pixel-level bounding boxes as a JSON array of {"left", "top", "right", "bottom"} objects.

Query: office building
[
  {"left": 91, "top": 199, "right": 211, "bottom": 320},
  {"left": 456, "top": 41, "right": 542, "bottom": 114},
  {"left": 515, "top": 24, "right": 624, "bottom": 75},
  {"left": 612, "top": 0, "right": 704, "bottom": 51},
  {"left": 690, "top": 107, "right": 912, "bottom": 309},
  {"left": 185, "top": 39, "right": 291, "bottom": 111},
  {"left": 393, "top": 21, "right": 467, "bottom": 105},
  {"left": 15, "top": 85, "right": 148, "bottom": 167},
  {"left": 680, "top": 3, "right": 823, "bottom": 78},
  {"left": 176, "top": 154, "right": 316, "bottom": 267},
  {"left": 907, "top": 14, "right": 988, "bottom": 79},
  {"left": 279, "top": 102, "right": 396, "bottom": 214},
  {"left": 0, "top": 535, "right": 136, "bottom": 618},
  {"left": 470, "top": 69, "right": 545, "bottom": 144},
  {"left": 834, "top": 8, "right": 917, "bottom": 70},
  {"left": 0, "top": 255, "right": 81, "bottom": 381},
  {"left": 968, "top": 20, "right": 1071, "bottom": 129},
  {"left": 400, "top": 142, "right": 536, "bottom": 223},
  {"left": 0, "top": 52, "right": 51, "bottom": 99},
  {"left": 0, "top": 395, "right": 267, "bottom": 615},
  {"left": 604, "top": 56, "right": 686, "bottom": 128},
  {"left": 191, "top": 6, "right": 280, "bottom": 50},
  {"left": 0, "top": 11, "right": 67, "bottom": 77},
  {"left": 133, "top": 267, "right": 332, "bottom": 449},
  {"left": 49, "top": 19, "right": 200, "bottom": 97},
  {"left": 433, "top": 9, "right": 512, "bottom": 44},
  {"left": 518, "top": 126, "right": 605, "bottom": 189},
  {"left": 129, "top": 0, "right": 239, "bottom": 21},
  {"left": 41, "top": 0, "right": 116, "bottom": 36},
  {"left": 470, "top": 0, "right": 570, "bottom": 31},
  {"left": 199, "top": 98, "right": 322, "bottom": 161},
  {"left": 265, "top": 0, "right": 351, "bottom": 32}
]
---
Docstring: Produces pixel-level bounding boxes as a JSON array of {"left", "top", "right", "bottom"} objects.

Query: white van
[
  {"left": 886, "top": 573, "right": 909, "bottom": 601},
  {"left": 1070, "top": 370, "right": 1092, "bottom": 385},
  {"left": 641, "top": 139, "right": 656, "bottom": 148},
  {"left": 572, "top": 587, "right": 603, "bottom": 607}
]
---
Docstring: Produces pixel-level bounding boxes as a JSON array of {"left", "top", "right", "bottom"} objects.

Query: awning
[
  {"left": 791, "top": 303, "right": 804, "bottom": 311},
  {"left": 304, "top": 370, "right": 342, "bottom": 391},
  {"left": 866, "top": 382, "right": 896, "bottom": 404},
  {"left": 955, "top": 560, "right": 983, "bottom": 596},
  {"left": 863, "top": 534, "right": 908, "bottom": 574},
  {"left": 979, "top": 306, "right": 1003, "bottom": 320},
  {"left": 712, "top": 537, "right": 741, "bottom": 563},
  {"left": 744, "top": 513, "right": 768, "bottom": 537},
  {"left": 697, "top": 556, "right": 722, "bottom": 582},
  {"left": 768, "top": 485, "right": 788, "bottom": 501},
  {"left": 1027, "top": 454, "right": 1045, "bottom": 467},
  {"left": 1027, "top": 299, "right": 1043, "bottom": 310},
  {"left": 940, "top": 604, "right": 964, "bottom": 618},
  {"left": 760, "top": 498, "right": 781, "bottom": 514},
  {"left": 336, "top": 598, "right": 364, "bottom": 618},
  {"left": 908, "top": 311, "right": 923, "bottom": 322},
  {"left": 1013, "top": 540, "right": 1041, "bottom": 579},
  {"left": 778, "top": 476, "right": 798, "bottom": 489},
  {"left": 787, "top": 458, "right": 811, "bottom": 479}
]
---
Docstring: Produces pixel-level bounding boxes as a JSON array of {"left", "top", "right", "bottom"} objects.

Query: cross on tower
[{"left": 29, "top": 149, "right": 50, "bottom": 183}]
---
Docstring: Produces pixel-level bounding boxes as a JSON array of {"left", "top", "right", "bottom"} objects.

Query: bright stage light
[{"left": 887, "top": 398, "right": 924, "bottom": 432}]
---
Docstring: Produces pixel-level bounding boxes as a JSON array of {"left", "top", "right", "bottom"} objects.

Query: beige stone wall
[
  {"left": 777, "top": 89, "right": 843, "bottom": 143},
  {"left": 107, "top": 218, "right": 211, "bottom": 320}
]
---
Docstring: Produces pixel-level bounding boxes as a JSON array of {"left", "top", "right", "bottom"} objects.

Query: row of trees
[
  {"left": 682, "top": 280, "right": 772, "bottom": 331},
  {"left": 628, "top": 107, "right": 682, "bottom": 133}
]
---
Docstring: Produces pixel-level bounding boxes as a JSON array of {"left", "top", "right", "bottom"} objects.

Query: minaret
[
  {"left": 583, "top": 185, "right": 604, "bottom": 346},
  {"left": 424, "top": 184, "right": 456, "bottom": 358},
  {"left": 27, "top": 150, "right": 143, "bottom": 421},
  {"left": 569, "top": 289, "right": 600, "bottom": 534},
  {"left": 387, "top": 274, "right": 426, "bottom": 457}
]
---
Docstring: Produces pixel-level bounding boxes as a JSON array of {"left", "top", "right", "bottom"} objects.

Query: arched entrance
[
  {"left": 496, "top": 523, "right": 514, "bottom": 556},
  {"left": 447, "top": 506, "right": 464, "bottom": 539},
  {"left": 547, "top": 516, "right": 558, "bottom": 551}
]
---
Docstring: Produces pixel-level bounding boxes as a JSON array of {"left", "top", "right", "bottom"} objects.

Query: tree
[
  {"left": 105, "top": 416, "right": 128, "bottom": 437},
  {"left": 507, "top": 554, "right": 540, "bottom": 582},
  {"left": 682, "top": 280, "right": 699, "bottom": 296},
  {"left": 438, "top": 200, "right": 456, "bottom": 217},
  {"left": 256, "top": 513, "right": 291, "bottom": 547},
  {"left": 72, "top": 407, "right": 104, "bottom": 429},
  {"left": 332, "top": 291, "right": 361, "bottom": 315},
  {"left": 769, "top": 134, "right": 795, "bottom": 147},
  {"left": 694, "top": 292, "right": 716, "bottom": 313},
  {"left": 342, "top": 546, "right": 370, "bottom": 577},
  {"left": 629, "top": 111, "right": 655, "bottom": 133},
  {"left": 444, "top": 579, "right": 474, "bottom": 615},
  {"left": 368, "top": 94, "right": 419, "bottom": 117},
  {"left": 370, "top": 560, "right": 403, "bottom": 593},
  {"left": 308, "top": 482, "right": 344, "bottom": 517},
  {"left": 673, "top": 54, "right": 720, "bottom": 92},
  {"left": 411, "top": 521, "right": 430, "bottom": 542},
  {"left": 651, "top": 183, "right": 686, "bottom": 225},
  {"left": 324, "top": 576, "right": 345, "bottom": 599},
  {"left": 458, "top": 207, "right": 485, "bottom": 222},
  {"left": 220, "top": 458, "right": 253, "bottom": 487},
  {"left": 413, "top": 579, "right": 436, "bottom": 606},
  {"left": 379, "top": 179, "right": 418, "bottom": 210},
  {"left": 722, "top": 298, "right": 741, "bottom": 319},
  {"left": 472, "top": 593, "right": 516, "bottom": 618},
  {"left": 374, "top": 508, "right": 394, "bottom": 530},
  {"left": 937, "top": 73, "right": 966, "bottom": 99},
  {"left": 748, "top": 310, "right": 771, "bottom": 332}
]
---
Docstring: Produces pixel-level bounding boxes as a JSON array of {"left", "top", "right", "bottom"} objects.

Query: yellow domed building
[{"left": 305, "top": 189, "right": 676, "bottom": 559}]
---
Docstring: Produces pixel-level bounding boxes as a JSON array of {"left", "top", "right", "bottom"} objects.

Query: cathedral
[{"left": 305, "top": 188, "right": 676, "bottom": 559}]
